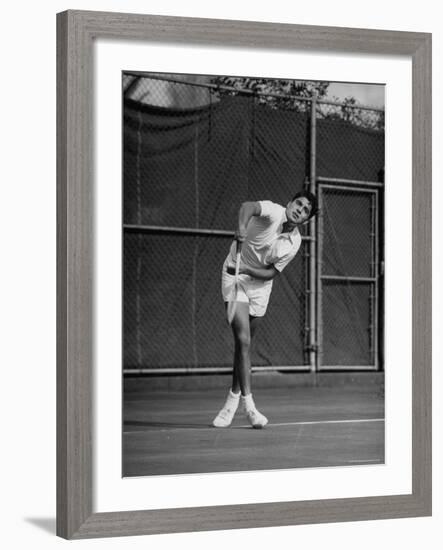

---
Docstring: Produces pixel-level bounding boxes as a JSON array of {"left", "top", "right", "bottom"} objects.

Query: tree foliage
[
  {"left": 318, "top": 96, "right": 385, "bottom": 131},
  {"left": 211, "top": 76, "right": 329, "bottom": 111},
  {"left": 211, "top": 76, "right": 384, "bottom": 130}
]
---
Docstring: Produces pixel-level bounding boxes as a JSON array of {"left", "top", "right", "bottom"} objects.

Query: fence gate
[{"left": 316, "top": 179, "right": 382, "bottom": 370}]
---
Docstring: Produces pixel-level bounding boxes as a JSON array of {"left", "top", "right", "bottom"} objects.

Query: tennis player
[{"left": 212, "top": 191, "right": 318, "bottom": 428}]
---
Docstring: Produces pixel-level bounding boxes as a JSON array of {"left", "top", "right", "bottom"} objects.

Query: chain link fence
[{"left": 123, "top": 73, "right": 384, "bottom": 373}]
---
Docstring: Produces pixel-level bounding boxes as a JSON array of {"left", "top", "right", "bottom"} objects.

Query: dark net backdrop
[{"left": 123, "top": 93, "right": 384, "bottom": 370}]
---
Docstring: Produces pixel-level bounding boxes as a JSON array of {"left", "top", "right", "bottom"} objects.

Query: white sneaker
[
  {"left": 212, "top": 406, "right": 237, "bottom": 427},
  {"left": 241, "top": 394, "right": 268, "bottom": 429},
  {"left": 212, "top": 390, "right": 240, "bottom": 428},
  {"left": 246, "top": 408, "right": 268, "bottom": 429}
]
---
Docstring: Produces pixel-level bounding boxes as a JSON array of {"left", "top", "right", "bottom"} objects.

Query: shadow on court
[{"left": 123, "top": 376, "right": 384, "bottom": 477}]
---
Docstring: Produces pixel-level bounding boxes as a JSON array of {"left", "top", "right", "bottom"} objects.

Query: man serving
[{"left": 213, "top": 191, "right": 318, "bottom": 429}]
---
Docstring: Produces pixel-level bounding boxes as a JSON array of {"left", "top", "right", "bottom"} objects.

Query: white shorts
[{"left": 221, "top": 258, "right": 273, "bottom": 317}]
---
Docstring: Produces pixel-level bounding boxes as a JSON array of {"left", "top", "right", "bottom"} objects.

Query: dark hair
[{"left": 291, "top": 190, "right": 318, "bottom": 220}]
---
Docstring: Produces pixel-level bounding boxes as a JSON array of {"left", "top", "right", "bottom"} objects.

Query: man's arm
[
  {"left": 236, "top": 201, "right": 261, "bottom": 242},
  {"left": 227, "top": 263, "right": 279, "bottom": 280},
  {"left": 242, "top": 264, "right": 279, "bottom": 280}
]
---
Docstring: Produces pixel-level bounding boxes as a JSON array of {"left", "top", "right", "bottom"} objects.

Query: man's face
[{"left": 286, "top": 196, "right": 312, "bottom": 225}]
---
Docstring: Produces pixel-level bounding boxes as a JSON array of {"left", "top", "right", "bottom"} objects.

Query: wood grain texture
[
  {"left": 411, "top": 34, "right": 432, "bottom": 511},
  {"left": 56, "top": 9, "right": 432, "bottom": 539},
  {"left": 56, "top": 12, "right": 68, "bottom": 537},
  {"left": 72, "top": 494, "right": 426, "bottom": 539},
  {"left": 57, "top": 11, "right": 93, "bottom": 538},
  {"left": 69, "top": 9, "right": 428, "bottom": 54}
]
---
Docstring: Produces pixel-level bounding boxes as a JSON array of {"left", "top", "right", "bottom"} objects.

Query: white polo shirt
[{"left": 226, "top": 200, "right": 302, "bottom": 272}]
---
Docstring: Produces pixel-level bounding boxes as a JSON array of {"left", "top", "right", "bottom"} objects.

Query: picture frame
[{"left": 56, "top": 9, "right": 431, "bottom": 539}]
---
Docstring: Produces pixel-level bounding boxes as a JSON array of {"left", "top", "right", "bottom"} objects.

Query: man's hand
[{"left": 234, "top": 227, "right": 247, "bottom": 243}]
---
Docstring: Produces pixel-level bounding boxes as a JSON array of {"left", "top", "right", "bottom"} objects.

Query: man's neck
[{"left": 282, "top": 221, "right": 296, "bottom": 234}]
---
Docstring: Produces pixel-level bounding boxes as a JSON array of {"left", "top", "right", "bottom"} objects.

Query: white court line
[
  {"left": 346, "top": 459, "right": 383, "bottom": 463},
  {"left": 241, "top": 418, "right": 385, "bottom": 429},
  {"left": 124, "top": 418, "right": 385, "bottom": 434}
]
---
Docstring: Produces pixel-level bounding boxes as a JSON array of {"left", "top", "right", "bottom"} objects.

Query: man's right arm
[{"left": 236, "top": 201, "right": 261, "bottom": 242}]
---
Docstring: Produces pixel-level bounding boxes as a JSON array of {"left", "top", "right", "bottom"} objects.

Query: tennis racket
[{"left": 226, "top": 241, "right": 242, "bottom": 324}]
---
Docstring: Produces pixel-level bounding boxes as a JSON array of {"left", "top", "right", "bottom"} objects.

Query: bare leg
[
  {"left": 231, "top": 345, "right": 241, "bottom": 394},
  {"left": 231, "top": 313, "right": 262, "bottom": 393},
  {"left": 229, "top": 303, "right": 252, "bottom": 395},
  {"left": 213, "top": 306, "right": 260, "bottom": 428},
  {"left": 249, "top": 315, "right": 262, "bottom": 340},
  {"left": 222, "top": 306, "right": 268, "bottom": 429}
]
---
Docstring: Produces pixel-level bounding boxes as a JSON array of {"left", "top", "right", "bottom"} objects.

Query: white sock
[
  {"left": 213, "top": 389, "right": 240, "bottom": 428},
  {"left": 241, "top": 394, "right": 268, "bottom": 428},
  {"left": 223, "top": 389, "right": 240, "bottom": 408},
  {"left": 241, "top": 393, "right": 256, "bottom": 412}
]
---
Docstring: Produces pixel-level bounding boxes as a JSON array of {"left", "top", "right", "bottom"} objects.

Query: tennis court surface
[{"left": 123, "top": 374, "right": 384, "bottom": 477}]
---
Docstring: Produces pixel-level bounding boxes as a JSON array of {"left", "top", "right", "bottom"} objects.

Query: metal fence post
[
  {"left": 309, "top": 91, "right": 318, "bottom": 372},
  {"left": 316, "top": 186, "right": 324, "bottom": 371},
  {"left": 374, "top": 191, "right": 380, "bottom": 370}
]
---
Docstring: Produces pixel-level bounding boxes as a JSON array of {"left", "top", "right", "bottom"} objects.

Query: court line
[
  {"left": 241, "top": 418, "right": 385, "bottom": 429},
  {"left": 124, "top": 417, "right": 384, "bottom": 434},
  {"left": 346, "top": 459, "right": 383, "bottom": 463}
]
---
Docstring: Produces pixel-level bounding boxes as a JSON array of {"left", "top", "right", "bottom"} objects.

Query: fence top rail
[
  {"left": 123, "top": 71, "right": 385, "bottom": 113},
  {"left": 317, "top": 177, "right": 384, "bottom": 188},
  {"left": 123, "top": 224, "right": 313, "bottom": 241}
]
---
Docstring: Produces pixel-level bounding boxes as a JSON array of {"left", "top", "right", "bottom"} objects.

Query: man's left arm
[
  {"left": 242, "top": 264, "right": 279, "bottom": 280},
  {"left": 227, "top": 264, "right": 279, "bottom": 280}
]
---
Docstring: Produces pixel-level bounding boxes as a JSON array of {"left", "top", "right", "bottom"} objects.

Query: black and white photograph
[{"left": 122, "top": 72, "right": 385, "bottom": 477}]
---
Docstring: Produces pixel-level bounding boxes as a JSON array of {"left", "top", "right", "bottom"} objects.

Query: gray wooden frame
[{"left": 57, "top": 10, "right": 432, "bottom": 539}]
